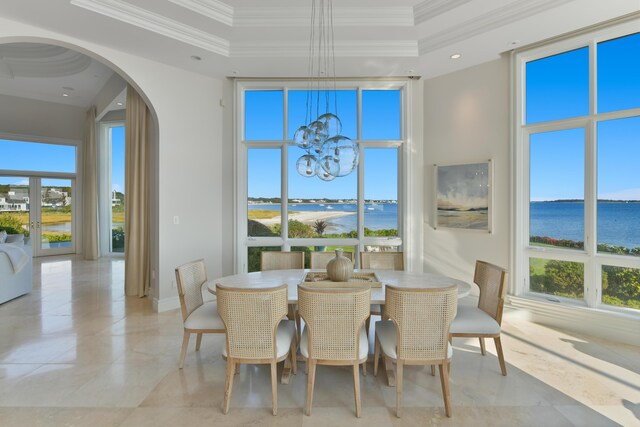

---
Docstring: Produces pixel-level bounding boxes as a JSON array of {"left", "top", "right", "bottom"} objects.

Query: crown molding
[
  {"left": 232, "top": 40, "right": 418, "bottom": 58},
  {"left": 233, "top": 7, "right": 414, "bottom": 27},
  {"left": 418, "top": 0, "right": 575, "bottom": 54},
  {"left": 414, "top": 0, "right": 473, "bottom": 25},
  {"left": 168, "top": 0, "right": 234, "bottom": 27},
  {"left": 71, "top": 0, "right": 230, "bottom": 56}
]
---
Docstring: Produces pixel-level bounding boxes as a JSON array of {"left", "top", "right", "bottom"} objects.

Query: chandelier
[{"left": 293, "top": 0, "right": 359, "bottom": 180}]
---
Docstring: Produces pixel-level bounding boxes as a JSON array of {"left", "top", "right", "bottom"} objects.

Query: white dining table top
[{"left": 207, "top": 269, "right": 472, "bottom": 304}]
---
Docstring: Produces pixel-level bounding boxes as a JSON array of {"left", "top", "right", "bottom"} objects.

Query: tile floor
[{"left": 0, "top": 256, "right": 638, "bottom": 426}]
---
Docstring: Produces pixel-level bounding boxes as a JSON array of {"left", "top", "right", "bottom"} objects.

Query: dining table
[{"left": 207, "top": 269, "right": 472, "bottom": 386}]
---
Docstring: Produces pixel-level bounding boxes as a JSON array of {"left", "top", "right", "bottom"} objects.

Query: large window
[
  {"left": 517, "top": 26, "right": 640, "bottom": 312},
  {"left": 238, "top": 81, "right": 407, "bottom": 272}
]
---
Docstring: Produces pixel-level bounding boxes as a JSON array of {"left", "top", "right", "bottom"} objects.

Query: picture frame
[{"left": 434, "top": 160, "right": 492, "bottom": 233}]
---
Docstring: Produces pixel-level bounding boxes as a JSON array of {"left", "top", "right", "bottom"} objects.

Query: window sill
[{"left": 506, "top": 295, "right": 640, "bottom": 346}]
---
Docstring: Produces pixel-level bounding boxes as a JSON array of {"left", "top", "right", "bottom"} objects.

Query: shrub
[{"left": 0, "top": 213, "right": 29, "bottom": 236}]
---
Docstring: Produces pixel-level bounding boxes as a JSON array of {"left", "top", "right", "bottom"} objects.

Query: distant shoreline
[{"left": 531, "top": 200, "right": 640, "bottom": 203}]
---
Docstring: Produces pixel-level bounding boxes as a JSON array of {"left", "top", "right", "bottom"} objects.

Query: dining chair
[
  {"left": 359, "top": 251, "right": 404, "bottom": 271},
  {"left": 175, "top": 259, "right": 225, "bottom": 369},
  {"left": 373, "top": 285, "right": 458, "bottom": 418},
  {"left": 260, "top": 251, "right": 305, "bottom": 271},
  {"left": 297, "top": 285, "right": 371, "bottom": 417},
  {"left": 359, "top": 251, "right": 405, "bottom": 336},
  {"left": 309, "top": 250, "right": 354, "bottom": 269},
  {"left": 449, "top": 260, "right": 508, "bottom": 376},
  {"left": 216, "top": 284, "right": 297, "bottom": 416}
]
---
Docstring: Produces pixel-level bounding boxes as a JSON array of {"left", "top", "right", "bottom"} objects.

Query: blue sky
[
  {"left": 527, "top": 32, "right": 640, "bottom": 201},
  {"left": 246, "top": 89, "right": 400, "bottom": 200}
]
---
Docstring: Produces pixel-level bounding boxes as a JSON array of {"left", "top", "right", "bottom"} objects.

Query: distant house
[
  {"left": 0, "top": 194, "right": 29, "bottom": 211},
  {"left": 112, "top": 190, "right": 121, "bottom": 206}
]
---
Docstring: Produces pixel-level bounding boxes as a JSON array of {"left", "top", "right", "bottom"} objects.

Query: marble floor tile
[{"left": 0, "top": 255, "right": 638, "bottom": 427}]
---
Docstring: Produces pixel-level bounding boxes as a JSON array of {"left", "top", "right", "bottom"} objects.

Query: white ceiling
[{"left": 0, "top": 0, "right": 638, "bottom": 106}]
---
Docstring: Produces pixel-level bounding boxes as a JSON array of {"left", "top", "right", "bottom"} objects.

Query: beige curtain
[
  {"left": 124, "top": 85, "right": 150, "bottom": 297},
  {"left": 82, "top": 106, "right": 99, "bottom": 260}
]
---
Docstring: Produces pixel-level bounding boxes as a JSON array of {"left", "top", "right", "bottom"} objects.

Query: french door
[
  {"left": 0, "top": 176, "right": 75, "bottom": 257},
  {"left": 32, "top": 178, "right": 76, "bottom": 256}
]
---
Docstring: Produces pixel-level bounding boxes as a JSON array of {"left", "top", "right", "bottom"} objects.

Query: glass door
[
  {"left": 33, "top": 178, "right": 75, "bottom": 256},
  {"left": 0, "top": 176, "right": 31, "bottom": 241}
]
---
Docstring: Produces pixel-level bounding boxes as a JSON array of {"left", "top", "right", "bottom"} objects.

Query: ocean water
[
  {"left": 249, "top": 203, "right": 398, "bottom": 233},
  {"left": 530, "top": 201, "right": 640, "bottom": 249}
]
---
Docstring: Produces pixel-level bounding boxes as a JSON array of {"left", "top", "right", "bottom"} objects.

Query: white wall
[
  {"left": 0, "top": 17, "right": 225, "bottom": 310},
  {"left": 423, "top": 56, "right": 510, "bottom": 289},
  {"left": 0, "top": 93, "right": 85, "bottom": 141}
]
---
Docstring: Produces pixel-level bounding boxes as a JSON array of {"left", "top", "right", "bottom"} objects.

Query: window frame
[
  {"left": 235, "top": 79, "right": 411, "bottom": 272},
  {"left": 98, "top": 121, "right": 126, "bottom": 256},
  {"left": 513, "top": 19, "right": 640, "bottom": 315}
]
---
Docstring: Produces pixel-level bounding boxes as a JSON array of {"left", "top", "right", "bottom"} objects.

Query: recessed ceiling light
[
  {"left": 62, "top": 93, "right": 69, "bottom": 97},
  {"left": 63, "top": 86, "right": 75, "bottom": 91},
  {"left": 450, "top": 53, "right": 462, "bottom": 60},
  {"left": 190, "top": 55, "right": 201, "bottom": 61},
  {"left": 116, "top": 102, "right": 123, "bottom": 106}
]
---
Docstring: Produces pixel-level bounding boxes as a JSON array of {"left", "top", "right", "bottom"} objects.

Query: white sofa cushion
[
  {"left": 222, "top": 320, "right": 295, "bottom": 359},
  {"left": 449, "top": 305, "right": 501, "bottom": 335},
  {"left": 300, "top": 325, "right": 368, "bottom": 360},
  {"left": 5, "top": 234, "right": 24, "bottom": 244},
  {"left": 375, "top": 320, "right": 453, "bottom": 360},
  {"left": 184, "top": 300, "right": 225, "bottom": 331}
]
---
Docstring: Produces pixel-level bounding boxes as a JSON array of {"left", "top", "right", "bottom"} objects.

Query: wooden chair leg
[
  {"left": 479, "top": 337, "right": 486, "bottom": 355},
  {"left": 290, "top": 339, "right": 298, "bottom": 375},
  {"left": 179, "top": 331, "right": 190, "bottom": 369},
  {"left": 353, "top": 363, "right": 361, "bottom": 418},
  {"left": 373, "top": 336, "right": 380, "bottom": 376},
  {"left": 295, "top": 310, "right": 301, "bottom": 344},
  {"left": 305, "top": 359, "right": 309, "bottom": 375},
  {"left": 362, "top": 359, "right": 367, "bottom": 376},
  {"left": 223, "top": 359, "right": 235, "bottom": 414},
  {"left": 396, "top": 360, "right": 403, "bottom": 418},
  {"left": 305, "top": 360, "right": 316, "bottom": 416},
  {"left": 431, "top": 365, "right": 436, "bottom": 376},
  {"left": 271, "top": 361, "right": 278, "bottom": 416},
  {"left": 439, "top": 362, "right": 452, "bottom": 418},
  {"left": 494, "top": 336, "right": 507, "bottom": 376},
  {"left": 195, "top": 333, "right": 203, "bottom": 351},
  {"left": 235, "top": 364, "right": 240, "bottom": 375}
]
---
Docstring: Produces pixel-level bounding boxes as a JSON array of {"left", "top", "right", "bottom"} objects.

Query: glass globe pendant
[
  {"left": 293, "top": 125, "right": 312, "bottom": 149},
  {"left": 317, "top": 113, "right": 342, "bottom": 138},
  {"left": 295, "top": 154, "right": 317, "bottom": 177},
  {"left": 323, "top": 135, "right": 359, "bottom": 177}
]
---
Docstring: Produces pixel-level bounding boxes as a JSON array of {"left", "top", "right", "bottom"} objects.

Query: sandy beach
[{"left": 257, "top": 210, "right": 355, "bottom": 226}]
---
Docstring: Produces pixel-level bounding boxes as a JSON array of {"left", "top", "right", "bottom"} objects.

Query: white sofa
[{"left": 0, "top": 234, "right": 33, "bottom": 305}]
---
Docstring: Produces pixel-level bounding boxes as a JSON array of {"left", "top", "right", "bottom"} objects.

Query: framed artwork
[{"left": 434, "top": 160, "right": 492, "bottom": 232}]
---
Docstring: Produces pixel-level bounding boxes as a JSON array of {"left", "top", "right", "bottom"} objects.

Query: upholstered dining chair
[
  {"left": 309, "top": 250, "right": 354, "bottom": 269},
  {"left": 449, "top": 260, "right": 509, "bottom": 376},
  {"left": 260, "top": 251, "right": 305, "bottom": 341},
  {"left": 216, "top": 284, "right": 297, "bottom": 416},
  {"left": 260, "top": 251, "right": 305, "bottom": 271},
  {"left": 359, "top": 251, "right": 405, "bottom": 335},
  {"left": 297, "top": 285, "right": 371, "bottom": 418},
  {"left": 175, "top": 259, "right": 225, "bottom": 369},
  {"left": 373, "top": 285, "right": 458, "bottom": 418}
]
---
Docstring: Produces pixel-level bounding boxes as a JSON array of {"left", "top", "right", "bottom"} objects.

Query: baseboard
[
  {"left": 506, "top": 295, "right": 640, "bottom": 346},
  {"left": 153, "top": 295, "right": 181, "bottom": 313}
]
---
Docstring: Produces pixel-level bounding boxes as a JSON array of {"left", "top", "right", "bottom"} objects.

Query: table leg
[{"left": 281, "top": 304, "right": 296, "bottom": 385}]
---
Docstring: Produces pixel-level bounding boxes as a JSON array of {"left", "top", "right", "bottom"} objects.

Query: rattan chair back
[
  {"left": 383, "top": 285, "right": 458, "bottom": 361},
  {"left": 360, "top": 252, "right": 404, "bottom": 270},
  {"left": 216, "top": 284, "right": 288, "bottom": 359},
  {"left": 298, "top": 285, "right": 370, "bottom": 361},
  {"left": 475, "top": 261, "right": 508, "bottom": 324},
  {"left": 260, "top": 251, "right": 305, "bottom": 271},
  {"left": 175, "top": 259, "right": 207, "bottom": 321},
  {"left": 310, "top": 251, "right": 354, "bottom": 269}
]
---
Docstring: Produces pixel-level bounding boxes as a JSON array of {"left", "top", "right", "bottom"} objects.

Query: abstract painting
[{"left": 435, "top": 161, "right": 492, "bottom": 232}]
